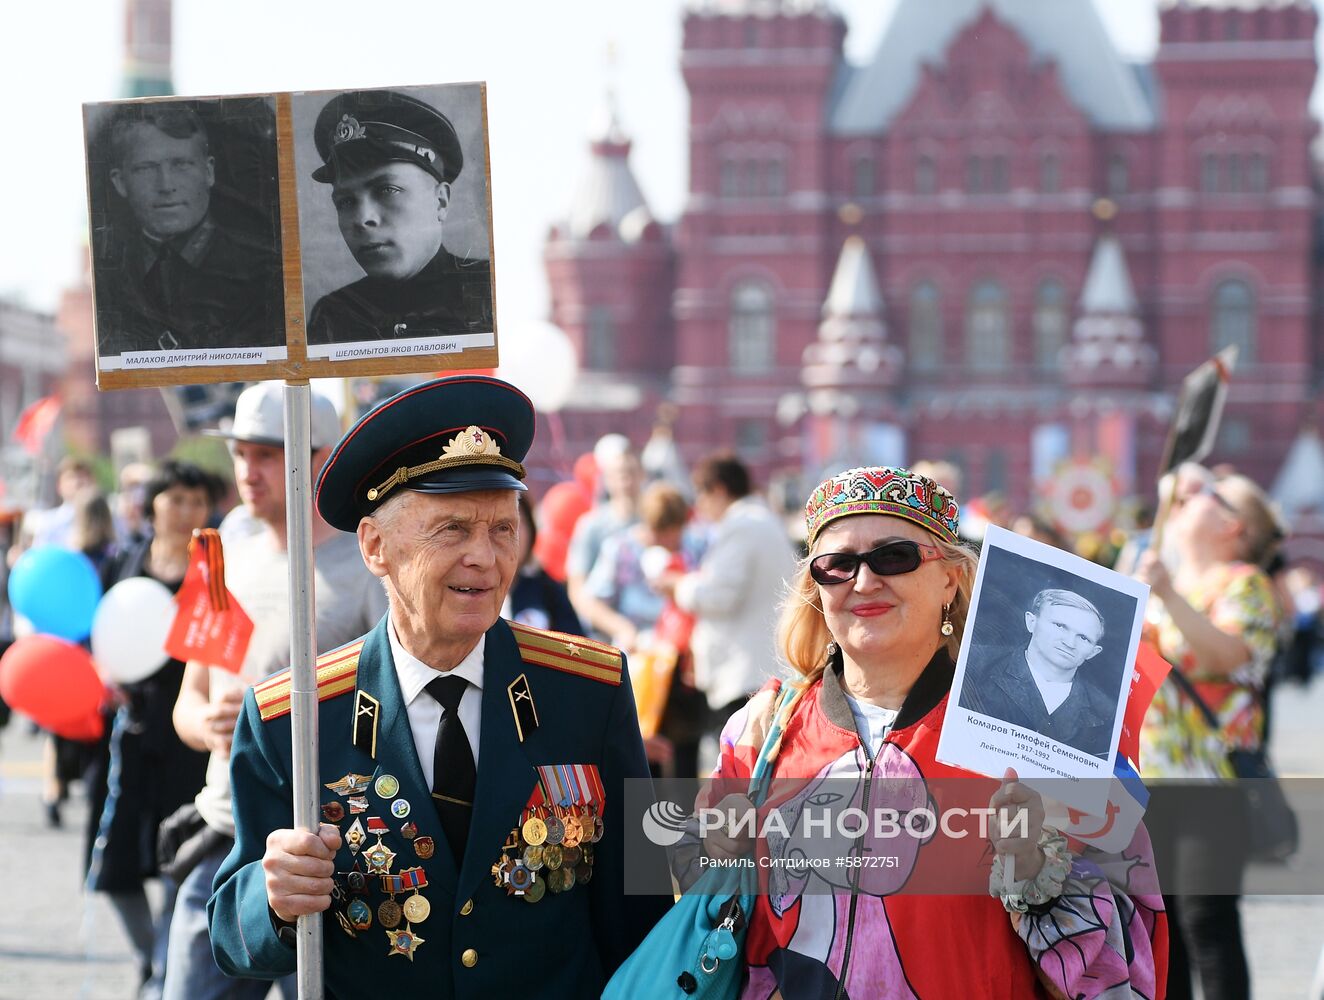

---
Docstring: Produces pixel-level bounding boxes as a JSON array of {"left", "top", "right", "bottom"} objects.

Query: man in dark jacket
[
  {"left": 959, "top": 588, "right": 1116, "bottom": 759},
  {"left": 306, "top": 90, "right": 493, "bottom": 345}
]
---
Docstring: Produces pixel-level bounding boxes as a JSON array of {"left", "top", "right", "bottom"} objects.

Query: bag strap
[
  {"left": 747, "top": 682, "right": 804, "bottom": 807},
  {"left": 1165, "top": 664, "right": 1221, "bottom": 731}
]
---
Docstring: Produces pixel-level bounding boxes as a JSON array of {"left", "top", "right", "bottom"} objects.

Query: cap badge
[
  {"left": 443, "top": 426, "right": 503, "bottom": 460},
  {"left": 333, "top": 114, "right": 367, "bottom": 145}
]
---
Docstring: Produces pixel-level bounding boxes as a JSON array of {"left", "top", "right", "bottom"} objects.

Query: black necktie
[{"left": 425, "top": 675, "right": 476, "bottom": 864}]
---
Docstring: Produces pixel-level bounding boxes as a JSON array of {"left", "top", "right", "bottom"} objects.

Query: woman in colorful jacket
[{"left": 693, "top": 465, "right": 1167, "bottom": 999}]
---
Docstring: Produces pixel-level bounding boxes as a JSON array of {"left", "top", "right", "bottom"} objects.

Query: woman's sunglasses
[{"left": 809, "top": 539, "right": 942, "bottom": 586}]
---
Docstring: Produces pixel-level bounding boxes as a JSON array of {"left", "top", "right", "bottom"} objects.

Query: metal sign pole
[{"left": 283, "top": 381, "right": 324, "bottom": 999}]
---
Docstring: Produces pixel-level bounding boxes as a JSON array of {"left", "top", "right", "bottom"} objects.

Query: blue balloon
[{"left": 7, "top": 546, "right": 103, "bottom": 642}]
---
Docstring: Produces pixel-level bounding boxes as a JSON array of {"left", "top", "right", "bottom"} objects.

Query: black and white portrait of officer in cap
[
  {"left": 84, "top": 97, "right": 285, "bottom": 361},
  {"left": 294, "top": 84, "right": 494, "bottom": 351}
]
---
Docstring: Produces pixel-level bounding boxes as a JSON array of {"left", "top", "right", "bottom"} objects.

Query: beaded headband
[{"left": 805, "top": 466, "right": 960, "bottom": 546}]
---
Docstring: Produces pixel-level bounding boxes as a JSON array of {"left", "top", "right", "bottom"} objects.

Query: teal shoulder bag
[{"left": 603, "top": 682, "right": 803, "bottom": 999}]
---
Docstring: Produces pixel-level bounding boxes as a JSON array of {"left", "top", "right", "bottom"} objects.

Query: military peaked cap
[
  {"left": 311, "top": 89, "right": 464, "bottom": 186},
  {"left": 315, "top": 375, "right": 533, "bottom": 533}
]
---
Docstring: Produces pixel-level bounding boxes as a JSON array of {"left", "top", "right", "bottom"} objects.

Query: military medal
[
  {"left": 542, "top": 844, "right": 564, "bottom": 871},
  {"left": 374, "top": 774, "right": 400, "bottom": 799},
  {"left": 523, "top": 877, "right": 546, "bottom": 903},
  {"left": 363, "top": 818, "right": 396, "bottom": 874},
  {"left": 348, "top": 795, "right": 370, "bottom": 814},
  {"left": 562, "top": 814, "right": 583, "bottom": 848},
  {"left": 345, "top": 818, "right": 367, "bottom": 855},
  {"left": 335, "top": 908, "right": 356, "bottom": 938},
  {"left": 378, "top": 874, "right": 404, "bottom": 929},
  {"left": 543, "top": 814, "right": 565, "bottom": 846},
  {"left": 576, "top": 861, "right": 593, "bottom": 884},
  {"left": 385, "top": 926, "right": 423, "bottom": 961},
  {"left": 562, "top": 845, "right": 582, "bottom": 868},
  {"left": 592, "top": 814, "right": 604, "bottom": 844},
  {"left": 400, "top": 822, "right": 418, "bottom": 840},
  {"left": 414, "top": 836, "right": 435, "bottom": 860},
  {"left": 521, "top": 815, "right": 547, "bottom": 847},
  {"left": 403, "top": 894, "right": 431, "bottom": 924},
  {"left": 391, "top": 798, "right": 411, "bottom": 819},
  {"left": 325, "top": 773, "right": 371, "bottom": 797},
  {"left": 348, "top": 898, "right": 373, "bottom": 931},
  {"left": 322, "top": 801, "right": 345, "bottom": 823},
  {"left": 506, "top": 861, "right": 535, "bottom": 896},
  {"left": 522, "top": 844, "right": 545, "bottom": 870},
  {"left": 491, "top": 854, "right": 513, "bottom": 889},
  {"left": 347, "top": 870, "right": 367, "bottom": 894},
  {"left": 399, "top": 867, "right": 430, "bottom": 923}
]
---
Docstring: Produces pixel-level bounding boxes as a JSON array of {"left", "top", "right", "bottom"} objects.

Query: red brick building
[{"left": 545, "top": 0, "right": 1323, "bottom": 534}]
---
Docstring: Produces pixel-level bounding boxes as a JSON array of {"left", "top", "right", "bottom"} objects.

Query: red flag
[
  {"left": 1118, "top": 640, "right": 1172, "bottom": 768},
  {"left": 12, "top": 396, "right": 61, "bottom": 455}
]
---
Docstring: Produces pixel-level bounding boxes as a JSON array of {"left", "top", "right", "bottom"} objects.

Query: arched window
[
  {"left": 1246, "top": 153, "right": 1268, "bottom": 193},
  {"left": 1033, "top": 278, "right": 1068, "bottom": 371},
  {"left": 1107, "top": 152, "right": 1129, "bottom": 196},
  {"left": 988, "top": 155, "right": 1009, "bottom": 193},
  {"left": 966, "top": 280, "right": 1010, "bottom": 370},
  {"left": 765, "top": 160, "right": 786, "bottom": 197},
  {"left": 852, "top": 155, "right": 875, "bottom": 198},
  {"left": 1211, "top": 279, "right": 1255, "bottom": 362},
  {"left": 1039, "top": 153, "right": 1060, "bottom": 194},
  {"left": 915, "top": 154, "right": 937, "bottom": 195},
  {"left": 965, "top": 155, "right": 982, "bottom": 194},
  {"left": 720, "top": 159, "right": 739, "bottom": 198},
  {"left": 908, "top": 281, "right": 943, "bottom": 372},
  {"left": 585, "top": 306, "right": 615, "bottom": 370},
  {"left": 729, "top": 281, "right": 776, "bottom": 373}
]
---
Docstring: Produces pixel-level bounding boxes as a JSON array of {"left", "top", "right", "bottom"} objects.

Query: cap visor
[{"left": 406, "top": 468, "right": 527, "bottom": 496}]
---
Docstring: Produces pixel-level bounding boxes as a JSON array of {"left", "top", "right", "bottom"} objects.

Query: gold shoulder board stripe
[
  {"left": 256, "top": 640, "right": 365, "bottom": 722},
  {"left": 509, "top": 622, "right": 622, "bottom": 686}
]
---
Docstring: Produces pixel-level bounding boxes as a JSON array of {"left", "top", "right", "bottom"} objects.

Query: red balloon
[
  {"left": 59, "top": 710, "right": 106, "bottom": 742},
  {"left": 541, "top": 481, "right": 592, "bottom": 536},
  {"left": 535, "top": 534, "right": 571, "bottom": 583},
  {"left": 573, "top": 452, "right": 599, "bottom": 498},
  {"left": 0, "top": 635, "right": 105, "bottom": 735}
]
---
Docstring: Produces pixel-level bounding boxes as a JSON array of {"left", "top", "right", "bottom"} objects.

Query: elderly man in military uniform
[
  {"left": 305, "top": 90, "right": 494, "bottom": 346},
  {"left": 93, "top": 103, "right": 284, "bottom": 356},
  {"left": 209, "top": 375, "right": 668, "bottom": 996}
]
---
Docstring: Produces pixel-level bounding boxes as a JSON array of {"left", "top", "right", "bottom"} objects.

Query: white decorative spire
[
  {"left": 803, "top": 237, "right": 900, "bottom": 401},
  {"left": 1272, "top": 429, "right": 1324, "bottom": 516},
  {"left": 1063, "top": 232, "right": 1154, "bottom": 379},
  {"left": 561, "top": 92, "right": 654, "bottom": 242},
  {"left": 1080, "top": 235, "right": 1138, "bottom": 316}
]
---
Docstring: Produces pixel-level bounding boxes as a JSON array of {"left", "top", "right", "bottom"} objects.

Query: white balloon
[
  {"left": 495, "top": 320, "right": 579, "bottom": 413},
  {"left": 91, "top": 577, "right": 176, "bottom": 685}
]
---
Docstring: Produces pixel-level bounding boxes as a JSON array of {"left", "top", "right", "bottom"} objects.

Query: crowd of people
[{"left": 0, "top": 377, "right": 1320, "bottom": 999}]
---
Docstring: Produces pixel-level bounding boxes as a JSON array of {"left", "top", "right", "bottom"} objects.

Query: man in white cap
[{"left": 164, "top": 382, "right": 387, "bottom": 1000}]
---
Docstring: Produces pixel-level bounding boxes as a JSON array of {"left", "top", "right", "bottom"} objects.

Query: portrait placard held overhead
[
  {"left": 84, "top": 96, "right": 287, "bottom": 384},
  {"left": 292, "top": 83, "right": 495, "bottom": 363}
]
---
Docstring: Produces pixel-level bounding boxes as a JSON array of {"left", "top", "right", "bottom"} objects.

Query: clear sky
[{"left": 0, "top": 0, "right": 1280, "bottom": 329}]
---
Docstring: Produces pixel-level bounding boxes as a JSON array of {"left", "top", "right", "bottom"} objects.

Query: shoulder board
[
  {"left": 254, "top": 639, "right": 364, "bottom": 722},
  {"left": 508, "top": 621, "right": 623, "bottom": 687}
]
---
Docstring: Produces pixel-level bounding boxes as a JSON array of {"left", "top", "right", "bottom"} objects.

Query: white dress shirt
[{"left": 388, "top": 618, "right": 484, "bottom": 788}]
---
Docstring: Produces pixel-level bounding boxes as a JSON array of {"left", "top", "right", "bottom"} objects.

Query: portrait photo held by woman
[
  {"left": 941, "top": 525, "right": 1149, "bottom": 804},
  {"left": 669, "top": 466, "right": 1166, "bottom": 999},
  {"left": 1134, "top": 464, "right": 1286, "bottom": 1000}
]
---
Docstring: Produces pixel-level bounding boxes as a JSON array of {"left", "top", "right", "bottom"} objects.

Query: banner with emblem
[{"left": 84, "top": 81, "right": 498, "bottom": 390}]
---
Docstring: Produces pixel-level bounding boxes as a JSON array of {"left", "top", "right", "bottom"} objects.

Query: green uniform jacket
[{"left": 208, "top": 615, "right": 670, "bottom": 997}]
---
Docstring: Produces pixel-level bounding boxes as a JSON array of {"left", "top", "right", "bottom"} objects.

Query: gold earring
[{"left": 940, "top": 604, "right": 954, "bottom": 637}]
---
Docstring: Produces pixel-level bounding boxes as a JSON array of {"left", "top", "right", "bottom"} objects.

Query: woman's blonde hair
[
  {"left": 1217, "top": 473, "right": 1287, "bottom": 569},
  {"left": 776, "top": 534, "right": 978, "bottom": 687}
]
